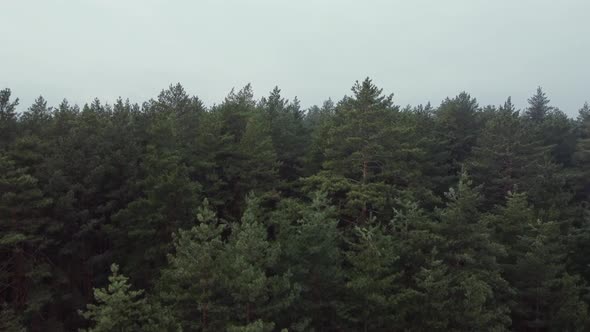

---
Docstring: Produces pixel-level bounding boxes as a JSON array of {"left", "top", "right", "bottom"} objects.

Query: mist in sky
[{"left": 1, "top": 0, "right": 589, "bottom": 115}]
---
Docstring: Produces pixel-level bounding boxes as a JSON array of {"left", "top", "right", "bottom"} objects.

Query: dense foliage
[{"left": 1, "top": 79, "right": 589, "bottom": 331}]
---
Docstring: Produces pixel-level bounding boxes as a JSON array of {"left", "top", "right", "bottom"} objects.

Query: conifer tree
[
  {"left": 469, "top": 98, "right": 548, "bottom": 207},
  {"left": 305, "top": 78, "right": 399, "bottom": 223},
  {"left": 433, "top": 92, "right": 481, "bottom": 189},
  {"left": 430, "top": 172, "right": 512, "bottom": 331},
  {"left": 221, "top": 196, "right": 296, "bottom": 330},
  {"left": 79, "top": 264, "right": 179, "bottom": 332},
  {"left": 525, "top": 86, "right": 552, "bottom": 123},
  {"left": 158, "top": 197, "right": 296, "bottom": 331},
  {"left": 157, "top": 199, "right": 227, "bottom": 331},
  {"left": 259, "top": 87, "right": 308, "bottom": 184},
  {"left": 110, "top": 145, "right": 200, "bottom": 288},
  {"left": 217, "top": 84, "right": 257, "bottom": 143},
  {"left": 0, "top": 154, "right": 53, "bottom": 326},
  {"left": 274, "top": 192, "right": 343, "bottom": 330},
  {"left": 511, "top": 220, "right": 589, "bottom": 331},
  {"left": 340, "top": 223, "right": 405, "bottom": 331},
  {"left": 238, "top": 111, "right": 280, "bottom": 193},
  {"left": 210, "top": 85, "right": 280, "bottom": 220},
  {"left": 20, "top": 96, "right": 52, "bottom": 136},
  {"left": 304, "top": 99, "right": 335, "bottom": 175},
  {"left": 572, "top": 102, "right": 590, "bottom": 203},
  {"left": 0, "top": 88, "right": 19, "bottom": 148},
  {"left": 486, "top": 191, "right": 589, "bottom": 330}
]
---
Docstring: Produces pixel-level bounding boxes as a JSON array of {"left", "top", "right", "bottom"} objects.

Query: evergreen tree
[
  {"left": 158, "top": 197, "right": 296, "bottom": 331},
  {"left": 486, "top": 192, "right": 589, "bottom": 330},
  {"left": 259, "top": 87, "right": 308, "bottom": 184},
  {"left": 237, "top": 111, "right": 280, "bottom": 194},
  {"left": 572, "top": 102, "right": 590, "bottom": 203},
  {"left": 221, "top": 196, "right": 296, "bottom": 330},
  {"left": 340, "top": 223, "right": 406, "bottom": 331},
  {"left": 469, "top": 98, "right": 548, "bottom": 208},
  {"left": 274, "top": 192, "right": 343, "bottom": 330},
  {"left": 210, "top": 85, "right": 280, "bottom": 220},
  {"left": 0, "top": 88, "right": 19, "bottom": 148},
  {"left": 0, "top": 154, "right": 54, "bottom": 327},
  {"left": 512, "top": 220, "right": 589, "bottom": 331},
  {"left": 305, "top": 78, "right": 400, "bottom": 223},
  {"left": 525, "top": 86, "right": 552, "bottom": 123},
  {"left": 430, "top": 172, "right": 512, "bottom": 331},
  {"left": 157, "top": 199, "right": 227, "bottom": 331},
  {"left": 433, "top": 92, "right": 481, "bottom": 189},
  {"left": 79, "top": 264, "right": 179, "bottom": 332},
  {"left": 20, "top": 96, "right": 52, "bottom": 136},
  {"left": 539, "top": 109, "right": 577, "bottom": 166},
  {"left": 217, "top": 84, "right": 257, "bottom": 143},
  {"left": 110, "top": 145, "right": 200, "bottom": 288}
]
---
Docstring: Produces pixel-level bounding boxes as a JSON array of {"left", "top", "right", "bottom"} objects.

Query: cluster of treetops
[{"left": 1, "top": 78, "right": 590, "bottom": 331}]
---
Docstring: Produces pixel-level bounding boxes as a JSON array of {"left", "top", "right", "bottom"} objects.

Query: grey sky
[{"left": 1, "top": 0, "right": 589, "bottom": 115}]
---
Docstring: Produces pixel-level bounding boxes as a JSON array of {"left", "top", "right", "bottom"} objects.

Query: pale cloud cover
[{"left": 1, "top": 0, "right": 589, "bottom": 114}]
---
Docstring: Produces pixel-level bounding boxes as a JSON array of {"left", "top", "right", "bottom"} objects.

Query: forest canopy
[{"left": 1, "top": 79, "right": 590, "bottom": 331}]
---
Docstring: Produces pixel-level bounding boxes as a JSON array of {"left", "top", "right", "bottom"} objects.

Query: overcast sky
[{"left": 1, "top": 0, "right": 589, "bottom": 115}]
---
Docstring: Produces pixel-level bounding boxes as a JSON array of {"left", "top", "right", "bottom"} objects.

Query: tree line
[{"left": 1, "top": 79, "right": 590, "bottom": 331}]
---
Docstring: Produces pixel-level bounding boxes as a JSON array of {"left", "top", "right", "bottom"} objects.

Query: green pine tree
[
  {"left": 430, "top": 172, "right": 512, "bottom": 331},
  {"left": 512, "top": 220, "right": 589, "bottom": 331},
  {"left": 0, "top": 154, "right": 53, "bottom": 326},
  {"left": 305, "top": 78, "right": 399, "bottom": 223},
  {"left": 157, "top": 199, "right": 229, "bottom": 331},
  {"left": 525, "top": 86, "right": 552, "bottom": 123},
  {"left": 274, "top": 192, "right": 343, "bottom": 330},
  {"left": 79, "top": 264, "right": 179, "bottom": 332},
  {"left": 110, "top": 145, "right": 200, "bottom": 288},
  {"left": 0, "top": 88, "right": 19, "bottom": 148},
  {"left": 340, "top": 223, "right": 405, "bottom": 331},
  {"left": 468, "top": 98, "right": 549, "bottom": 208},
  {"left": 158, "top": 197, "right": 296, "bottom": 331}
]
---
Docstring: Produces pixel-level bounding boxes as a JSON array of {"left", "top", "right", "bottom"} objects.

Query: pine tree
[
  {"left": 539, "top": 109, "right": 577, "bottom": 166},
  {"left": 274, "top": 192, "right": 343, "bottom": 330},
  {"left": 158, "top": 197, "right": 296, "bottom": 331},
  {"left": 259, "top": 87, "right": 308, "bottom": 184},
  {"left": 0, "top": 154, "right": 53, "bottom": 326},
  {"left": 468, "top": 98, "right": 548, "bottom": 208},
  {"left": 305, "top": 78, "right": 399, "bottom": 223},
  {"left": 304, "top": 99, "right": 335, "bottom": 175},
  {"left": 157, "top": 199, "right": 228, "bottom": 331},
  {"left": 210, "top": 85, "right": 280, "bottom": 220},
  {"left": 340, "top": 223, "right": 405, "bottom": 331},
  {"left": 486, "top": 192, "right": 532, "bottom": 264},
  {"left": 430, "top": 172, "right": 512, "bottom": 331},
  {"left": 217, "top": 84, "right": 257, "bottom": 143},
  {"left": 523, "top": 87, "right": 576, "bottom": 166},
  {"left": 433, "top": 92, "right": 481, "bottom": 189},
  {"left": 572, "top": 102, "right": 590, "bottom": 203},
  {"left": 0, "top": 88, "right": 19, "bottom": 148},
  {"left": 110, "top": 145, "right": 200, "bottom": 288},
  {"left": 485, "top": 191, "right": 589, "bottom": 330},
  {"left": 412, "top": 251, "right": 454, "bottom": 331},
  {"left": 237, "top": 111, "right": 280, "bottom": 193},
  {"left": 79, "top": 264, "right": 179, "bottom": 332},
  {"left": 20, "top": 96, "right": 52, "bottom": 136},
  {"left": 511, "top": 220, "right": 589, "bottom": 331},
  {"left": 525, "top": 86, "right": 552, "bottom": 123},
  {"left": 221, "top": 196, "right": 296, "bottom": 330}
]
